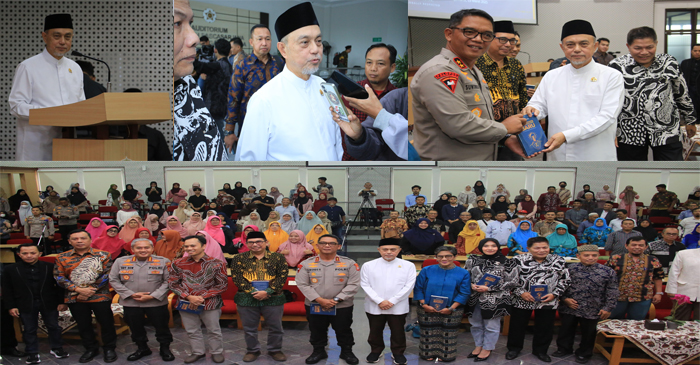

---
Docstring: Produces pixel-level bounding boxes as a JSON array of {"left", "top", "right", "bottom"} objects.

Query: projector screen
[{"left": 408, "top": 0, "right": 538, "bottom": 25}]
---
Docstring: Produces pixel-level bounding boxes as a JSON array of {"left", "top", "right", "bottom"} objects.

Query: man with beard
[{"left": 235, "top": 2, "right": 342, "bottom": 161}]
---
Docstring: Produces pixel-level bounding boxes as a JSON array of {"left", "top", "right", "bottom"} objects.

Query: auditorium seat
[
  {"left": 10, "top": 232, "right": 25, "bottom": 240},
  {"left": 6, "top": 239, "right": 33, "bottom": 245},
  {"left": 282, "top": 277, "right": 307, "bottom": 323},
  {"left": 220, "top": 277, "right": 241, "bottom": 327}
]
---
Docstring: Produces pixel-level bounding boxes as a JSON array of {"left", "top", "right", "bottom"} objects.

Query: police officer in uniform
[
  {"left": 411, "top": 8, "right": 526, "bottom": 161},
  {"left": 108, "top": 238, "right": 175, "bottom": 361},
  {"left": 296, "top": 234, "right": 361, "bottom": 364},
  {"left": 24, "top": 206, "right": 55, "bottom": 255}
]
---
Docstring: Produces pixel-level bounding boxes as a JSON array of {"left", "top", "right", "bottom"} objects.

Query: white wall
[{"left": 37, "top": 168, "right": 125, "bottom": 200}]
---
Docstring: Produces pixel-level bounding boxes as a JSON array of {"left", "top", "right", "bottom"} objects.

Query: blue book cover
[
  {"left": 251, "top": 281, "right": 269, "bottom": 292},
  {"left": 429, "top": 295, "right": 449, "bottom": 311},
  {"left": 310, "top": 303, "right": 336, "bottom": 315},
  {"left": 176, "top": 300, "right": 205, "bottom": 314},
  {"left": 477, "top": 273, "right": 501, "bottom": 287},
  {"left": 530, "top": 285, "right": 549, "bottom": 301},
  {"left": 518, "top": 115, "right": 547, "bottom": 156}
]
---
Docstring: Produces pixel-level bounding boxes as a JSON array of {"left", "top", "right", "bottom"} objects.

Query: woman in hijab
[
  {"left": 186, "top": 231, "right": 226, "bottom": 262},
  {"left": 188, "top": 182, "right": 202, "bottom": 197},
  {"left": 40, "top": 186, "right": 54, "bottom": 200},
  {"left": 490, "top": 186, "right": 509, "bottom": 205},
  {"left": 204, "top": 216, "right": 235, "bottom": 254},
  {"left": 233, "top": 225, "right": 258, "bottom": 253},
  {"left": 92, "top": 226, "right": 126, "bottom": 260},
  {"left": 596, "top": 185, "right": 615, "bottom": 209},
  {"left": 166, "top": 183, "right": 188, "bottom": 206},
  {"left": 473, "top": 181, "right": 486, "bottom": 199},
  {"left": 297, "top": 211, "right": 323, "bottom": 235},
  {"left": 242, "top": 186, "right": 257, "bottom": 205},
  {"left": 682, "top": 223, "right": 700, "bottom": 249},
  {"left": 316, "top": 210, "right": 333, "bottom": 233},
  {"left": 618, "top": 185, "right": 639, "bottom": 219},
  {"left": 107, "top": 184, "right": 121, "bottom": 206},
  {"left": 401, "top": 218, "right": 446, "bottom": 255},
  {"left": 145, "top": 181, "right": 163, "bottom": 209},
  {"left": 154, "top": 230, "right": 183, "bottom": 261},
  {"left": 86, "top": 217, "right": 107, "bottom": 241},
  {"left": 232, "top": 182, "right": 247, "bottom": 208},
  {"left": 163, "top": 216, "right": 189, "bottom": 239},
  {"left": 686, "top": 187, "right": 700, "bottom": 205},
  {"left": 144, "top": 214, "right": 165, "bottom": 236},
  {"left": 118, "top": 216, "right": 144, "bottom": 242},
  {"left": 514, "top": 189, "right": 528, "bottom": 206},
  {"left": 116, "top": 202, "right": 139, "bottom": 227},
  {"left": 581, "top": 192, "right": 597, "bottom": 213},
  {"left": 17, "top": 201, "right": 33, "bottom": 227},
  {"left": 576, "top": 184, "right": 592, "bottom": 200},
  {"left": 634, "top": 219, "right": 658, "bottom": 243},
  {"left": 305, "top": 224, "right": 330, "bottom": 253},
  {"left": 242, "top": 211, "right": 266, "bottom": 232},
  {"left": 581, "top": 218, "right": 612, "bottom": 248},
  {"left": 67, "top": 187, "right": 89, "bottom": 213},
  {"left": 65, "top": 183, "right": 88, "bottom": 197},
  {"left": 264, "top": 221, "right": 290, "bottom": 253},
  {"left": 183, "top": 211, "right": 207, "bottom": 236},
  {"left": 516, "top": 195, "right": 537, "bottom": 220},
  {"left": 490, "top": 195, "right": 509, "bottom": 213},
  {"left": 8, "top": 189, "right": 28, "bottom": 212},
  {"left": 464, "top": 238, "right": 517, "bottom": 362},
  {"left": 294, "top": 185, "right": 314, "bottom": 201},
  {"left": 455, "top": 220, "right": 485, "bottom": 255},
  {"left": 507, "top": 220, "right": 537, "bottom": 255},
  {"left": 173, "top": 200, "right": 193, "bottom": 223},
  {"left": 433, "top": 193, "right": 451, "bottom": 221},
  {"left": 126, "top": 227, "right": 157, "bottom": 254},
  {"left": 294, "top": 192, "right": 314, "bottom": 216},
  {"left": 312, "top": 193, "right": 328, "bottom": 213},
  {"left": 222, "top": 183, "right": 235, "bottom": 196},
  {"left": 42, "top": 190, "right": 61, "bottom": 215},
  {"left": 280, "top": 212, "right": 297, "bottom": 233},
  {"left": 122, "top": 184, "right": 143, "bottom": 211},
  {"left": 278, "top": 230, "right": 315, "bottom": 267},
  {"left": 265, "top": 211, "right": 281, "bottom": 228},
  {"left": 269, "top": 187, "right": 284, "bottom": 205},
  {"left": 547, "top": 223, "right": 578, "bottom": 257},
  {"left": 217, "top": 212, "right": 235, "bottom": 230},
  {"left": 149, "top": 202, "right": 168, "bottom": 223},
  {"left": 457, "top": 185, "right": 477, "bottom": 209}
]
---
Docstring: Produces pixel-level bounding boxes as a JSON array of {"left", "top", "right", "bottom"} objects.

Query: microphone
[
  {"left": 519, "top": 51, "right": 532, "bottom": 65},
  {"left": 71, "top": 50, "right": 111, "bottom": 92}
]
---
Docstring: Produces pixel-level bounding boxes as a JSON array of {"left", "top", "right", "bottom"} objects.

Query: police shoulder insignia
[
  {"left": 297, "top": 264, "right": 303, "bottom": 270},
  {"left": 452, "top": 57, "right": 467, "bottom": 69},
  {"left": 434, "top": 72, "right": 459, "bottom": 93},
  {"left": 354, "top": 263, "right": 360, "bottom": 271}
]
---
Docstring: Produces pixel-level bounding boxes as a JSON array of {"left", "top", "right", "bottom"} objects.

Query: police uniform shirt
[
  {"left": 24, "top": 214, "right": 55, "bottom": 238},
  {"left": 295, "top": 255, "right": 361, "bottom": 309},
  {"left": 109, "top": 255, "right": 171, "bottom": 307}
]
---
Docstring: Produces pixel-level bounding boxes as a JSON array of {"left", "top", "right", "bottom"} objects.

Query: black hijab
[
  {"left": 8, "top": 189, "right": 27, "bottom": 211},
  {"left": 232, "top": 182, "right": 247, "bottom": 201},
  {"left": 123, "top": 184, "right": 138, "bottom": 201},
  {"left": 149, "top": 203, "right": 165, "bottom": 218},
  {"left": 433, "top": 194, "right": 451, "bottom": 219},
  {"left": 634, "top": 219, "right": 658, "bottom": 243},
  {"left": 474, "top": 181, "right": 486, "bottom": 196},
  {"left": 491, "top": 196, "right": 509, "bottom": 213},
  {"left": 478, "top": 238, "right": 506, "bottom": 263},
  {"left": 223, "top": 183, "right": 235, "bottom": 196},
  {"left": 67, "top": 188, "right": 87, "bottom": 205},
  {"left": 171, "top": 183, "right": 181, "bottom": 194},
  {"left": 294, "top": 192, "right": 310, "bottom": 211}
]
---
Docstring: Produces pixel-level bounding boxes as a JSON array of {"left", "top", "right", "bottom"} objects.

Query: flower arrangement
[{"left": 665, "top": 294, "right": 691, "bottom": 326}]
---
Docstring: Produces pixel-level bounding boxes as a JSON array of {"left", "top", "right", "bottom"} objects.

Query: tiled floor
[{"left": 1, "top": 293, "right": 622, "bottom": 365}]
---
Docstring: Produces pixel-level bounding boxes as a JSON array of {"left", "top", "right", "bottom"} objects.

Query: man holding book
[
  {"left": 109, "top": 238, "right": 174, "bottom": 362},
  {"left": 296, "top": 234, "right": 361, "bottom": 364},
  {"left": 554, "top": 244, "right": 618, "bottom": 364},
  {"left": 167, "top": 235, "right": 228, "bottom": 363},
  {"left": 506, "top": 236, "right": 571, "bottom": 362},
  {"left": 229, "top": 231, "right": 289, "bottom": 362}
]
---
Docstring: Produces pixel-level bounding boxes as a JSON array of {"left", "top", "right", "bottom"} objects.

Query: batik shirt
[
  {"left": 464, "top": 255, "right": 518, "bottom": 319},
  {"left": 560, "top": 263, "right": 618, "bottom": 319},
  {"left": 608, "top": 54, "right": 697, "bottom": 147},
  {"left": 229, "top": 251, "right": 289, "bottom": 307},
  {"left": 537, "top": 193, "right": 561, "bottom": 212},
  {"left": 475, "top": 53, "right": 528, "bottom": 122},
  {"left": 511, "top": 253, "right": 571, "bottom": 310},
  {"left": 173, "top": 75, "right": 227, "bottom": 161},
  {"left": 54, "top": 248, "right": 112, "bottom": 303},
  {"left": 650, "top": 191, "right": 678, "bottom": 210},
  {"left": 380, "top": 218, "right": 409, "bottom": 239},
  {"left": 405, "top": 205, "right": 431, "bottom": 227},
  {"left": 227, "top": 53, "right": 280, "bottom": 128},
  {"left": 167, "top": 254, "right": 228, "bottom": 310},
  {"left": 607, "top": 254, "right": 664, "bottom": 302}
]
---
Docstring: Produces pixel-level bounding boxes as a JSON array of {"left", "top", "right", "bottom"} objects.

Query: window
[{"left": 665, "top": 9, "right": 700, "bottom": 62}]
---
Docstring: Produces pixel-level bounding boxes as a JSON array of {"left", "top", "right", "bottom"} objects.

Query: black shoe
[
  {"left": 305, "top": 350, "right": 328, "bottom": 364},
  {"left": 536, "top": 353, "right": 552, "bottom": 362},
  {"left": 505, "top": 350, "right": 520, "bottom": 360},
  {"left": 475, "top": 354, "right": 490, "bottom": 362},
  {"left": 391, "top": 353, "right": 407, "bottom": 365},
  {"left": 366, "top": 352, "right": 381, "bottom": 363},
  {"left": 2, "top": 347, "right": 26, "bottom": 357},
  {"left": 25, "top": 354, "right": 41, "bottom": 364},
  {"left": 79, "top": 349, "right": 99, "bottom": 363},
  {"left": 467, "top": 350, "right": 480, "bottom": 358},
  {"left": 160, "top": 346, "right": 175, "bottom": 361},
  {"left": 552, "top": 350, "right": 571, "bottom": 358},
  {"left": 575, "top": 355, "right": 590, "bottom": 364},
  {"left": 127, "top": 348, "right": 152, "bottom": 361},
  {"left": 50, "top": 348, "right": 69, "bottom": 359},
  {"left": 339, "top": 350, "right": 359, "bottom": 365},
  {"left": 103, "top": 349, "right": 118, "bottom": 363}
]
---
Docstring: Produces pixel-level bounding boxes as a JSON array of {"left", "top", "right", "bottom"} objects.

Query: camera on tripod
[
  {"left": 360, "top": 190, "right": 374, "bottom": 199},
  {"left": 197, "top": 45, "right": 215, "bottom": 62}
]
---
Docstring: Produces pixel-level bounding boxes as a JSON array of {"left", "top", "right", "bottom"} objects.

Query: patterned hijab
[{"left": 173, "top": 76, "right": 226, "bottom": 161}]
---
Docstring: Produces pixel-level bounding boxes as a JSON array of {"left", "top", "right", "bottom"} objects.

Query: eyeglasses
[
  {"left": 436, "top": 255, "right": 454, "bottom": 259},
  {"left": 247, "top": 240, "right": 265, "bottom": 245},
  {"left": 317, "top": 242, "right": 338, "bottom": 246},
  {"left": 450, "top": 27, "right": 495, "bottom": 42},
  {"left": 495, "top": 36, "right": 517, "bottom": 45}
]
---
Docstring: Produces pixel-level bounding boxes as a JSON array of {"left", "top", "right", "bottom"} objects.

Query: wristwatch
[{"left": 333, "top": 297, "right": 341, "bottom": 302}]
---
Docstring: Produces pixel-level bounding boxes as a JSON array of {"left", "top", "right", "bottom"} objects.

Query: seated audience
[
  {"left": 580, "top": 218, "right": 612, "bottom": 248},
  {"left": 92, "top": 225, "right": 126, "bottom": 260},
  {"left": 306, "top": 224, "right": 330, "bottom": 253},
  {"left": 507, "top": 220, "right": 537, "bottom": 256},
  {"left": 277, "top": 230, "right": 315, "bottom": 267},
  {"left": 547, "top": 223, "right": 578, "bottom": 257},
  {"left": 280, "top": 212, "right": 298, "bottom": 233},
  {"left": 264, "top": 221, "right": 289, "bottom": 253},
  {"left": 400, "top": 218, "right": 445, "bottom": 255}
]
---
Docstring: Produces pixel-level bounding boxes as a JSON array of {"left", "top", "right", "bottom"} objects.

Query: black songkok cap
[
  {"left": 247, "top": 231, "right": 267, "bottom": 240},
  {"left": 493, "top": 20, "right": 514, "bottom": 34},
  {"left": 44, "top": 14, "right": 73, "bottom": 31},
  {"left": 275, "top": 2, "right": 319, "bottom": 41},
  {"left": 561, "top": 19, "right": 595, "bottom": 41},
  {"left": 378, "top": 238, "right": 400, "bottom": 247}
]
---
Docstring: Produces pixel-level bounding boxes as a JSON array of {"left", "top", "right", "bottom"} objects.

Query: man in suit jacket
[
  {"left": 666, "top": 248, "right": 700, "bottom": 320},
  {"left": 594, "top": 201, "right": 616, "bottom": 225},
  {"left": 2, "top": 243, "right": 68, "bottom": 364},
  {"left": 680, "top": 45, "right": 700, "bottom": 111}
]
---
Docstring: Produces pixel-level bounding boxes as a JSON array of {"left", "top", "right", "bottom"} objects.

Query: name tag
[
  {"left": 150, "top": 270, "right": 163, "bottom": 275},
  {"left": 119, "top": 270, "right": 134, "bottom": 274},
  {"left": 651, "top": 251, "right": 668, "bottom": 256}
]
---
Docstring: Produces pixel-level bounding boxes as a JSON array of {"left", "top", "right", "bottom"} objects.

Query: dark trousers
[
  {"left": 617, "top": 141, "right": 684, "bottom": 161},
  {"left": 0, "top": 299, "right": 18, "bottom": 350},
  {"left": 20, "top": 300, "right": 63, "bottom": 354},
  {"left": 122, "top": 305, "right": 173, "bottom": 347},
  {"left": 649, "top": 209, "right": 671, "bottom": 218},
  {"left": 67, "top": 301, "right": 117, "bottom": 351},
  {"left": 362, "top": 208, "right": 381, "bottom": 227},
  {"left": 507, "top": 307, "right": 556, "bottom": 355},
  {"left": 58, "top": 224, "right": 77, "bottom": 249},
  {"left": 556, "top": 312, "right": 598, "bottom": 359},
  {"left": 366, "top": 312, "right": 407, "bottom": 355},
  {"left": 306, "top": 305, "right": 354, "bottom": 350}
]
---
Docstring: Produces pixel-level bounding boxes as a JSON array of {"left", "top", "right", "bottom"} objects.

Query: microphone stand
[{"left": 71, "top": 50, "right": 111, "bottom": 92}]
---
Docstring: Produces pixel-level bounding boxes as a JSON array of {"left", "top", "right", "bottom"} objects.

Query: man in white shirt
[
  {"left": 235, "top": 2, "right": 343, "bottom": 161},
  {"left": 360, "top": 239, "right": 415, "bottom": 365},
  {"left": 9, "top": 13, "right": 85, "bottom": 161},
  {"left": 666, "top": 248, "right": 700, "bottom": 320},
  {"left": 486, "top": 212, "right": 516, "bottom": 246},
  {"left": 609, "top": 209, "right": 635, "bottom": 232},
  {"left": 524, "top": 19, "right": 624, "bottom": 161},
  {"left": 679, "top": 207, "right": 700, "bottom": 237}
]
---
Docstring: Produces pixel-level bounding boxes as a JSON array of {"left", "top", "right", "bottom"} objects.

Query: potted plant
[
  {"left": 389, "top": 53, "right": 409, "bottom": 88},
  {"left": 665, "top": 294, "right": 691, "bottom": 329}
]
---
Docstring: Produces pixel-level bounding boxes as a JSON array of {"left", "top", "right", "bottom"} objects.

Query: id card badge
[{"left": 321, "top": 83, "right": 350, "bottom": 122}]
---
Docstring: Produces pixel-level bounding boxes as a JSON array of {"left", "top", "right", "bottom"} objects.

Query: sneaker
[
  {"left": 366, "top": 352, "right": 381, "bottom": 363},
  {"left": 50, "top": 348, "right": 69, "bottom": 359},
  {"left": 391, "top": 353, "right": 407, "bottom": 365},
  {"left": 25, "top": 354, "right": 40, "bottom": 364}
]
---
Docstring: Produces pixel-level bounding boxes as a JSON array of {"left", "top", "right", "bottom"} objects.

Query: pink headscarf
[
  {"left": 277, "top": 229, "right": 314, "bottom": 267},
  {"left": 204, "top": 216, "right": 226, "bottom": 246},
  {"left": 144, "top": 214, "right": 161, "bottom": 233},
  {"left": 183, "top": 230, "right": 226, "bottom": 262},
  {"left": 92, "top": 225, "right": 126, "bottom": 260},
  {"left": 184, "top": 212, "right": 207, "bottom": 236},
  {"left": 85, "top": 217, "right": 107, "bottom": 240},
  {"left": 118, "top": 217, "right": 144, "bottom": 242},
  {"left": 163, "top": 216, "right": 189, "bottom": 238},
  {"left": 233, "top": 225, "right": 259, "bottom": 253}
]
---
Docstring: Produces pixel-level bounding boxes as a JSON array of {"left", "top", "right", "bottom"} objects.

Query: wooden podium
[{"left": 29, "top": 93, "right": 171, "bottom": 161}]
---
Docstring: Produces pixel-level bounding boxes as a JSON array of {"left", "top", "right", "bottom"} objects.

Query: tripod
[{"left": 346, "top": 196, "right": 378, "bottom": 239}]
